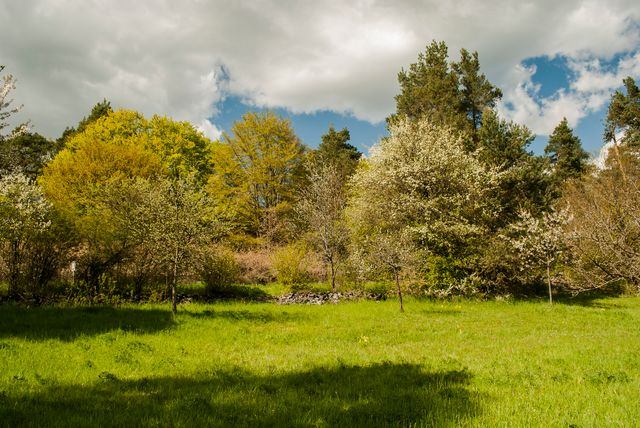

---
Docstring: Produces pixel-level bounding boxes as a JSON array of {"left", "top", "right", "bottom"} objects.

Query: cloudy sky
[{"left": 1, "top": 0, "right": 639, "bottom": 155}]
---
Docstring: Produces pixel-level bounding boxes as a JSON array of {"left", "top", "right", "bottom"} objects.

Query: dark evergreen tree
[
  {"left": 389, "top": 41, "right": 501, "bottom": 139},
  {"left": 545, "top": 117, "right": 590, "bottom": 182},
  {"left": 0, "top": 132, "right": 61, "bottom": 179},
  {"left": 453, "top": 49, "right": 502, "bottom": 132},
  {"left": 57, "top": 99, "right": 113, "bottom": 146},
  {"left": 605, "top": 76, "right": 640, "bottom": 149},
  {"left": 477, "top": 110, "right": 554, "bottom": 226},
  {"left": 389, "top": 41, "right": 465, "bottom": 129},
  {"left": 314, "top": 126, "right": 361, "bottom": 177}
]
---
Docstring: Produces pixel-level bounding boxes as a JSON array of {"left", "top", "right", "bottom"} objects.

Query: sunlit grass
[{"left": 1, "top": 296, "right": 639, "bottom": 426}]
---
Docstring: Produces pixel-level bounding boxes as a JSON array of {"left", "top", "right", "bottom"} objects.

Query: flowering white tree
[
  {"left": 348, "top": 117, "right": 500, "bottom": 305},
  {"left": 1, "top": 65, "right": 29, "bottom": 142},
  {"left": 509, "top": 210, "right": 567, "bottom": 304},
  {"left": 0, "top": 173, "right": 51, "bottom": 297}
]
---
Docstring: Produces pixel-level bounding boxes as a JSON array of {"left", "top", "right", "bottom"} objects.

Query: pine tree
[
  {"left": 389, "top": 41, "right": 501, "bottom": 138},
  {"left": 453, "top": 49, "right": 502, "bottom": 131},
  {"left": 313, "top": 126, "right": 361, "bottom": 177},
  {"left": 389, "top": 41, "right": 465, "bottom": 129},
  {"left": 605, "top": 77, "right": 640, "bottom": 149},
  {"left": 545, "top": 117, "right": 590, "bottom": 182}
]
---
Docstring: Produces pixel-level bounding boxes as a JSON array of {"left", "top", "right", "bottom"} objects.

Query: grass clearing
[{"left": 1, "top": 296, "right": 639, "bottom": 426}]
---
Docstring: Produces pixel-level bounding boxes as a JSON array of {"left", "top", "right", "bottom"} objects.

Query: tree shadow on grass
[
  {"left": 1, "top": 363, "right": 481, "bottom": 427},
  {"left": 553, "top": 291, "right": 629, "bottom": 309},
  {"left": 183, "top": 308, "right": 304, "bottom": 323},
  {"left": 0, "top": 305, "right": 175, "bottom": 341}
]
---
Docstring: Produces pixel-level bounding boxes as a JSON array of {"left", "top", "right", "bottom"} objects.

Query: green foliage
[
  {"left": 0, "top": 132, "right": 61, "bottom": 179},
  {"left": 312, "top": 126, "right": 362, "bottom": 178},
  {"left": 40, "top": 110, "right": 219, "bottom": 300},
  {"left": 390, "top": 41, "right": 501, "bottom": 135},
  {"left": 545, "top": 117, "right": 590, "bottom": 183},
  {"left": 271, "top": 242, "right": 314, "bottom": 287},
  {"left": 57, "top": 99, "right": 113, "bottom": 146},
  {"left": 199, "top": 247, "right": 242, "bottom": 295},
  {"left": 422, "top": 255, "right": 470, "bottom": 290},
  {"left": 209, "top": 112, "right": 306, "bottom": 239},
  {"left": 475, "top": 109, "right": 533, "bottom": 166},
  {"left": 477, "top": 110, "right": 554, "bottom": 225},
  {"left": 391, "top": 41, "right": 465, "bottom": 129},
  {"left": 453, "top": 49, "right": 503, "bottom": 131},
  {"left": 605, "top": 76, "right": 640, "bottom": 149}
]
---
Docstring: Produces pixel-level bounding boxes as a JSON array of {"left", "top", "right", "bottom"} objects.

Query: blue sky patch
[
  {"left": 522, "top": 56, "right": 573, "bottom": 98},
  {"left": 212, "top": 96, "right": 388, "bottom": 153}
]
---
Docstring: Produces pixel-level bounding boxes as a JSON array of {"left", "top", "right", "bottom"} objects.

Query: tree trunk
[
  {"left": 8, "top": 239, "right": 20, "bottom": 298},
  {"left": 395, "top": 269, "right": 404, "bottom": 313},
  {"left": 546, "top": 259, "right": 553, "bottom": 305},
  {"left": 172, "top": 247, "right": 178, "bottom": 315},
  {"left": 329, "top": 257, "right": 336, "bottom": 292}
]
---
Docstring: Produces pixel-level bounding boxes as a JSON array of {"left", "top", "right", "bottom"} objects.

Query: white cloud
[
  {"left": 499, "top": 50, "right": 640, "bottom": 136},
  {"left": 197, "top": 119, "right": 222, "bottom": 141},
  {"left": 1, "top": 0, "right": 639, "bottom": 140}
]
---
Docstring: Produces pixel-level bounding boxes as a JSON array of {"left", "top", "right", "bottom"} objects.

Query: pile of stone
[{"left": 277, "top": 290, "right": 386, "bottom": 305}]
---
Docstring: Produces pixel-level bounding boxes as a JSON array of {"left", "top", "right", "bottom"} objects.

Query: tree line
[{"left": 1, "top": 41, "right": 639, "bottom": 310}]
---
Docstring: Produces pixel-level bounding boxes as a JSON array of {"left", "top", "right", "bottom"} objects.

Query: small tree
[
  {"left": 156, "top": 175, "right": 223, "bottom": 314},
  {"left": 296, "top": 162, "right": 349, "bottom": 291},
  {"left": 509, "top": 210, "right": 567, "bottom": 304},
  {"left": 350, "top": 228, "right": 417, "bottom": 312},
  {"left": 102, "top": 174, "right": 224, "bottom": 313},
  {"left": 0, "top": 173, "right": 52, "bottom": 298}
]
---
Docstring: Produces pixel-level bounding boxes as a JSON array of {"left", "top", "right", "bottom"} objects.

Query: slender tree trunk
[
  {"left": 172, "top": 247, "right": 178, "bottom": 315},
  {"left": 395, "top": 269, "right": 404, "bottom": 313},
  {"left": 329, "top": 258, "right": 336, "bottom": 292},
  {"left": 546, "top": 259, "right": 553, "bottom": 305},
  {"left": 8, "top": 239, "right": 20, "bottom": 298}
]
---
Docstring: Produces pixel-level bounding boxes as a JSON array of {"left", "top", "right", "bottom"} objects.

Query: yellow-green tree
[
  {"left": 41, "top": 109, "right": 215, "bottom": 293},
  {"left": 208, "top": 111, "right": 306, "bottom": 240}
]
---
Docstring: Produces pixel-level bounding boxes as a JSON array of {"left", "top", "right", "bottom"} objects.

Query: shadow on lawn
[
  {"left": 0, "top": 305, "right": 175, "bottom": 341},
  {"left": 553, "top": 291, "right": 629, "bottom": 309},
  {"left": 1, "top": 363, "right": 481, "bottom": 427},
  {"left": 183, "top": 308, "right": 304, "bottom": 323}
]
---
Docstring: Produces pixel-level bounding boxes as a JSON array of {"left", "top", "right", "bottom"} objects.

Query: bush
[
  {"left": 198, "top": 247, "right": 241, "bottom": 295},
  {"left": 271, "top": 242, "right": 313, "bottom": 287},
  {"left": 235, "top": 249, "right": 276, "bottom": 284}
]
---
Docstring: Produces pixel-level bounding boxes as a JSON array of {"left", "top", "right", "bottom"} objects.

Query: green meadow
[{"left": 1, "top": 296, "right": 639, "bottom": 427}]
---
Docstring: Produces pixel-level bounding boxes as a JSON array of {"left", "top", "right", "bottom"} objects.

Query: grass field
[{"left": 1, "top": 295, "right": 639, "bottom": 427}]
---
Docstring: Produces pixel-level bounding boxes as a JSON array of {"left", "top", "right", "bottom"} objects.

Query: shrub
[
  {"left": 271, "top": 242, "right": 313, "bottom": 287},
  {"left": 235, "top": 249, "right": 276, "bottom": 284},
  {"left": 198, "top": 247, "right": 241, "bottom": 295}
]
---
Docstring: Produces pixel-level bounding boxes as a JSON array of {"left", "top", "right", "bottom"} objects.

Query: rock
[{"left": 277, "top": 290, "right": 386, "bottom": 305}]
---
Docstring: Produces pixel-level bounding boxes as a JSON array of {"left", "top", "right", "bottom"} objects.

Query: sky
[{"left": 1, "top": 1, "right": 639, "bottom": 157}]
